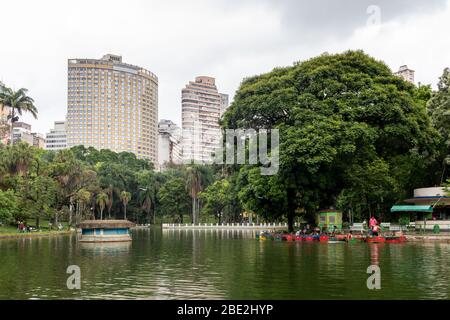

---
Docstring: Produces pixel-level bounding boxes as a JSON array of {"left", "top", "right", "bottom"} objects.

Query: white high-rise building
[
  {"left": 158, "top": 119, "right": 182, "bottom": 169},
  {"left": 394, "top": 65, "right": 415, "bottom": 84},
  {"left": 45, "top": 121, "right": 68, "bottom": 151},
  {"left": 220, "top": 93, "right": 229, "bottom": 116},
  {"left": 12, "top": 122, "right": 34, "bottom": 145},
  {"left": 181, "top": 76, "right": 226, "bottom": 164}
]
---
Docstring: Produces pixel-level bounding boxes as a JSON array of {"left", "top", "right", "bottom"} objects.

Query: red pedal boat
[
  {"left": 365, "top": 236, "right": 386, "bottom": 243},
  {"left": 385, "top": 235, "right": 407, "bottom": 243}
]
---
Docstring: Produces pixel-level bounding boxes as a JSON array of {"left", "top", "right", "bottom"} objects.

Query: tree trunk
[
  {"left": 9, "top": 108, "right": 14, "bottom": 145},
  {"left": 287, "top": 212, "right": 294, "bottom": 232},
  {"left": 192, "top": 197, "right": 196, "bottom": 224},
  {"left": 124, "top": 204, "right": 127, "bottom": 220},
  {"left": 36, "top": 217, "right": 40, "bottom": 229},
  {"left": 100, "top": 208, "right": 103, "bottom": 220}
]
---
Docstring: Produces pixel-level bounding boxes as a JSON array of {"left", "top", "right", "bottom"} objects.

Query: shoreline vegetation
[
  {"left": 0, "top": 229, "right": 73, "bottom": 240},
  {"left": 1, "top": 51, "right": 450, "bottom": 233}
]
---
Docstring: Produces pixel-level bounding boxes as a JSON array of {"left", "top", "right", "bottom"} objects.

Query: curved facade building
[{"left": 67, "top": 54, "right": 158, "bottom": 162}]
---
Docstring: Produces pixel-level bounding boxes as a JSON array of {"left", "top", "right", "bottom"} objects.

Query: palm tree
[
  {"left": 185, "top": 165, "right": 212, "bottom": 224},
  {"left": 0, "top": 87, "right": 38, "bottom": 145},
  {"left": 96, "top": 192, "right": 108, "bottom": 220},
  {"left": 120, "top": 191, "right": 131, "bottom": 220},
  {"left": 75, "top": 188, "right": 91, "bottom": 223},
  {"left": 106, "top": 184, "right": 114, "bottom": 219}
]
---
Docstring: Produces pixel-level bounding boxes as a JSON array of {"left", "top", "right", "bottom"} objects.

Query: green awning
[{"left": 390, "top": 205, "right": 433, "bottom": 213}]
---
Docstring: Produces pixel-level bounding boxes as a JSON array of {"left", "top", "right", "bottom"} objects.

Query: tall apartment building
[
  {"left": 394, "top": 65, "right": 415, "bottom": 84},
  {"left": 45, "top": 121, "right": 67, "bottom": 151},
  {"left": 181, "top": 76, "right": 226, "bottom": 164},
  {"left": 0, "top": 81, "right": 9, "bottom": 145},
  {"left": 220, "top": 93, "right": 229, "bottom": 116},
  {"left": 32, "top": 133, "right": 45, "bottom": 148},
  {"left": 67, "top": 54, "right": 158, "bottom": 162},
  {"left": 158, "top": 119, "right": 182, "bottom": 169},
  {"left": 12, "top": 122, "right": 33, "bottom": 145}
]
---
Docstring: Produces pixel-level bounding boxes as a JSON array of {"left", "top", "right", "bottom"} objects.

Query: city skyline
[{"left": 0, "top": 0, "right": 449, "bottom": 135}]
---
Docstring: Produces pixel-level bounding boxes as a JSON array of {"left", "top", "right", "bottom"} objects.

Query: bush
[{"left": 0, "top": 189, "right": 19, "bottom": 224}]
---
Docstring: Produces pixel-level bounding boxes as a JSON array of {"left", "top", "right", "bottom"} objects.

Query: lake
[{"left": 0, "top": 228, "right": 449, "bottom": 299}]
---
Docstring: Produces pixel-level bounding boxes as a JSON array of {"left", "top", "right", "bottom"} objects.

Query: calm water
[{"left": 1, "top": 228, "right": 450, "bottom": 300}]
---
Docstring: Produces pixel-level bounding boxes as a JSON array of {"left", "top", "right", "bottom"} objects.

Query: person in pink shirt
[
  {"left": 369, "top": 216, "right": 378, "bottom": 236},
  {"left": 369, "top": 216, "right": 377, "bottom": 228}
]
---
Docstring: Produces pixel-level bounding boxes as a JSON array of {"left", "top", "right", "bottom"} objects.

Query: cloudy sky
[{"left": 1, "top": 0, "right": 449, "bottom": 134}]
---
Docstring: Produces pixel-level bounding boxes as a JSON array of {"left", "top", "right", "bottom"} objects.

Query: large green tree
[
  {"left": 157, "top": 176, "right": 190, "bottom": 223},
  {"left": 222, "top": 50, "right": 441, "bottom": 231},
  {"left": 427, "top": 67, "right": 450, "bottom": 182}
]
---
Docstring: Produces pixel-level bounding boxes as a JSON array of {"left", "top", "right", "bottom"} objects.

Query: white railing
[{"left": 161, "top": 223, "right": 289, "bottom": 229}]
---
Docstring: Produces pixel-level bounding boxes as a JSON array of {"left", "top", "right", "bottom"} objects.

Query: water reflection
[
  {"left": 79, "top": 242, "right": 131, "bottom": 256},
  {"left": 1, "top": 229, "right": 450, "bottom": 299}
]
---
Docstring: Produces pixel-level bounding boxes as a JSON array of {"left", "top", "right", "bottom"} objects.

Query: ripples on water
[{"left": 0, "top": 229, "right": 450, "bottom": 299}]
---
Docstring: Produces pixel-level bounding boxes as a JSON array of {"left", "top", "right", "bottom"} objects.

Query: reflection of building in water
[{"left": 79, "top": 241, "right": 131, "bottom": 256}]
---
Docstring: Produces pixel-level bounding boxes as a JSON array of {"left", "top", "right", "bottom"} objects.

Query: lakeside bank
[{"left": 0, "top": 230, "right": 74, "bottom": 240}]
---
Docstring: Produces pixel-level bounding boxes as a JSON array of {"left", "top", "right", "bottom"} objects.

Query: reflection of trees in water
[{"left": 3, "top": 231, "right": 450, "bottom": 299}]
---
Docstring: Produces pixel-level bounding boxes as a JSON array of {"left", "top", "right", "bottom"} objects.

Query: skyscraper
[
  {"left": 220, "top": 93, "right": 229, "bottom": 116},
  {"left": 0, "top": 81, "right": 10, "bottom": 145},
  {"left": 181, "top": 76, "right": 226, "bottom": 164},
  {"left": 67, "top": 54, "right": 158, "bottom": 162},
  {"left": 45, "top": 121, "right": 67, "bottom": 151},
  {"left": 158, "top": 119, "right": 182, "bottom": 169},
  {"left": 394, "top": 65, "right": 415, "bottom": 84}
]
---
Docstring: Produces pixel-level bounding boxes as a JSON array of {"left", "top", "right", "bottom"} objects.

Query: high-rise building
[
  {"left": 181, "top": 76, "right": 226, "bottom": 163},
  {"left": 32, "top": 133, "right": 45, "bottom": 148},
  {"left": 220, "top": 93, "right": 229, "bottom": 116},
  {"left": 67, "top": 54, "right": 158, "bottom": 162},
  {"left": 394, "top": 65, "right": 415, "bottom": 84},
  {"left": 158, "top": 119, "right": 182, "bottom": 169},
  {"left": 12, "top": 122, "right": 34, "bottom": 145},
  {"left": 0, "top": 81, "right": 10, "bottom": 145},
  {"left": 45, "top": 121, "right": 68, "bottom": 151}
]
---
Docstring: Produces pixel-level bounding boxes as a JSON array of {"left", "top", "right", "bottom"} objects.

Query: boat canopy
[{"left": 390, "top": 205, "right": 433, "bottom": 213}]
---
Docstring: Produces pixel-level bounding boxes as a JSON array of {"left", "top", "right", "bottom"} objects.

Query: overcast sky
[{"left": 1, "top": 0, "right": 449, "bottom": 134}]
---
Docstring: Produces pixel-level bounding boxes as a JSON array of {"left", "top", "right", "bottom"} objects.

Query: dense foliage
[
  {"left": 1, "top": 51, "right": 449, "bottom": 230},
  {"left": 220, "top": 50, "right": 446, "bottom": 230}
]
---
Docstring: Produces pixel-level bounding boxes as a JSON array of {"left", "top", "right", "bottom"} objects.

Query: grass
[{"left": 0, "top": 219, "right": 71, "bottom": 236}]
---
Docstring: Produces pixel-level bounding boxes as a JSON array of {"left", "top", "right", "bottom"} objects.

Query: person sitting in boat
[
  {"left": 347, "top": 230, "right": 353, "bottom": 241},
  {"left": 314, "top": 226, "right": 321, "bottom": 234},
  {"left": 371, "top": 224, "right": 380, "bottom": 237},
  {"left": 331, "top": 225, "right": 338, "bottom": 237}
]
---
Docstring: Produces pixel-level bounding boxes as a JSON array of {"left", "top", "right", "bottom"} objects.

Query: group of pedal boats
[{"left": 256, "top": 232, "right": 407, "bottom": 243}]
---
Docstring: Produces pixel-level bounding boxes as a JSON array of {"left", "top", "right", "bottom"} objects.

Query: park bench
[{"left": 350, "top": 223, "right": 365, "bottom": 232}]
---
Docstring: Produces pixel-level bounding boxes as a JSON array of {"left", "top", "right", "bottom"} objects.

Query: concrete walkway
[{"left": 406, "top": 234, "right": 450, "bottom": 242}]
